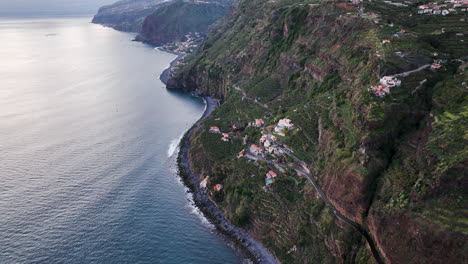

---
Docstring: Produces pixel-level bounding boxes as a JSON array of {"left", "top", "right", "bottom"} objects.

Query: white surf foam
[
  {"left": 185, "top": 192, "right": 215, "bottom": 229},
  {"left": 167, "top": 132, "right": 185, "bottom": 158}
]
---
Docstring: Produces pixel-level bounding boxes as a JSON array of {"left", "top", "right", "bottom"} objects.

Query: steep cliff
[
  {"left": 135, "top": 0, "right": 233, "bottom": 45},
  {"left": 169, "top": 0, "right": 467, "bottom": 263},
  {"left": 92, "top": 0, "right": 173, "bottom": 32}
]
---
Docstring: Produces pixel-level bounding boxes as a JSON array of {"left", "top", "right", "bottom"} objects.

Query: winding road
[
  {"left": 245, "top": 150, "right": 385, "bottom": 264},
  {"left": 233, "top": 84, "right": 386, "bottom": 263}
]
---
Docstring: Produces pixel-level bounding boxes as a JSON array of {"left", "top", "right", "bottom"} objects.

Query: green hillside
[{"left": 169, "top": 0, "right": 467, "bottom": 263}]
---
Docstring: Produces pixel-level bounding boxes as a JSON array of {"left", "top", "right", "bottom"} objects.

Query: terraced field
[{"left": 365, "top": 0, "right": 468, "bottom": 58}]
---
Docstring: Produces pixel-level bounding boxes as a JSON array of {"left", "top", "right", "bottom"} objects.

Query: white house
[
  {"left": 250, "top": 144, "right": 264, "bottom": 156},
  {"left": 200, "top": 176, "right": 209, "bottom": 189},
  {"left": 380, "top": 76, "right": 401, "bottom": 87},
  {"left": 274, "top": 119, "right": 294, "bottom": 136}
]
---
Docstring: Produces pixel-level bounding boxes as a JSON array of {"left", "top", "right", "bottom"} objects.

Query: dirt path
[
  {"left": 233, "top": 85, "right": 271, "bottom": 110},
  {"left": 393, "top": 64, "right": 431, "bottom": 77}
]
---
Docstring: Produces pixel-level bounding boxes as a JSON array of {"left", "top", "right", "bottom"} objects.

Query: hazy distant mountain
[
  {"left": 0, "top": 0, "right": 115, "bottom": 16},
  {"left": 135, "top": 0, "right": 233, "bottom": 45},
  {"left": 92, "top": 0, "right": 175, "bottom": 32}
]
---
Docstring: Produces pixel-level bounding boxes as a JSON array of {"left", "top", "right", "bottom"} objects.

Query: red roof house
[
  {"left": 267, "top": 170, "right": 278, "bottom": 178},
  {"left": 210, "top": 126, "right": 221, "bottom": 133}
]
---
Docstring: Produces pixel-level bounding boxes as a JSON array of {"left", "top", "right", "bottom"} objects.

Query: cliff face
[
  {"left": 92, "top": 0, "right": 173, "bottom": 32},
  {"left": 169, "top": 0, "right": 467, "bottom": 263},
  {"left": 135, "top": 0, "right": 233, "bottom": 45}
]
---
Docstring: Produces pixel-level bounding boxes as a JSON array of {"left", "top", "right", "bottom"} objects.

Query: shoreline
[
  {"left": 176, "top": 96, "right": 279, "bottom": 264},
  {"left": 158, "top": 52, "right": 280, "bottom": 264},
  {"left": 159, "top": 51, "right": 279, "bottom": 264},
  {"left": 157, "top": 47, "right": 184, "bottom": 85}
]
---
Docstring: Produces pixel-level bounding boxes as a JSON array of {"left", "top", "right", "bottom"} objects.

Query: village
[
  {"left": 349, "top": 0, "right": 468, "bottom": 13},
  {"left": 417, "top": 0, "right": 468, "bottom": 15},
  {"left": 202, "top": 117, "right": 298, "bottom": 192},
  {"left": 160, "top": 32, "right": 203, "bottom": 54}
]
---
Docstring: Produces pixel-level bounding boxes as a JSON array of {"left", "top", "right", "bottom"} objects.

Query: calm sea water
[{"left": 0, "top": 16, "right": 242, "bottom": 264}]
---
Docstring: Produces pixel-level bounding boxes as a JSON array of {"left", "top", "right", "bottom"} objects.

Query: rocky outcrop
[
  {"left": 92, "top": 0, "right": 173, "bottom": 32},
  {"left": 135, "top": 0, "right": 232, "bottom": 45}
]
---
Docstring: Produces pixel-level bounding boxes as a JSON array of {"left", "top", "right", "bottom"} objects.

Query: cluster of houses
[
  {"left": 369, "top": 76, "right": 402, "bottom": 97},
  {"left": 205, "top": 117, "right": 298, "bottom": 189},
  {"left": 417, "top": 0, "right": 468, "bottom": 15},
  {"left": 209, "top": 118, "right": 295, "bottom": 162},
  {"left": 242, "top": 118, "right": 295, "bottom": 157},
  {"left": 162, "top": 32, "right": 203, "bottom": 54},
  {"left": 260, "top": 134, "right": 285, "bottom": 155},
  {"left": 209, "top": 126, "right": 231, "bottom": 142},
  {"left": 254, "top": 118, "right": 294, "bottom": 154},
  {"left": 246, "top": 136, "right": 284, "bottom": 157}
]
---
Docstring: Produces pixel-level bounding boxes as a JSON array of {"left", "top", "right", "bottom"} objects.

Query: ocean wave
[
  {"left": 185, "top": 192, "right": 215, "bottom": 229},
  {"left": 167, "top": 132, "right": 185, "bottom": 158}
]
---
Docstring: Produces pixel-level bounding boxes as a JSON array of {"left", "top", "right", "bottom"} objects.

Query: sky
[{"left": 0, "top": 0, "right": 117, "bottom": 16}]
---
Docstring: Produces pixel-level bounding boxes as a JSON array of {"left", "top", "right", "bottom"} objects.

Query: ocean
[{"left": 0, "top": 16, "right": 242, "bottom": 264}]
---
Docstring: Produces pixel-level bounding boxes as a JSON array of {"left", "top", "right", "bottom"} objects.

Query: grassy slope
[{"left": 171, "top": 0, "right": 467, "bottom": 263}]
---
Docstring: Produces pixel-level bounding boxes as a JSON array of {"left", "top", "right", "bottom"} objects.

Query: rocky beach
[
  {"left": 175, "top": 95, "right": 279, "bottom": 264},
  {"left": 158, "top": 48, "right": 183, "bottom": 85}
]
